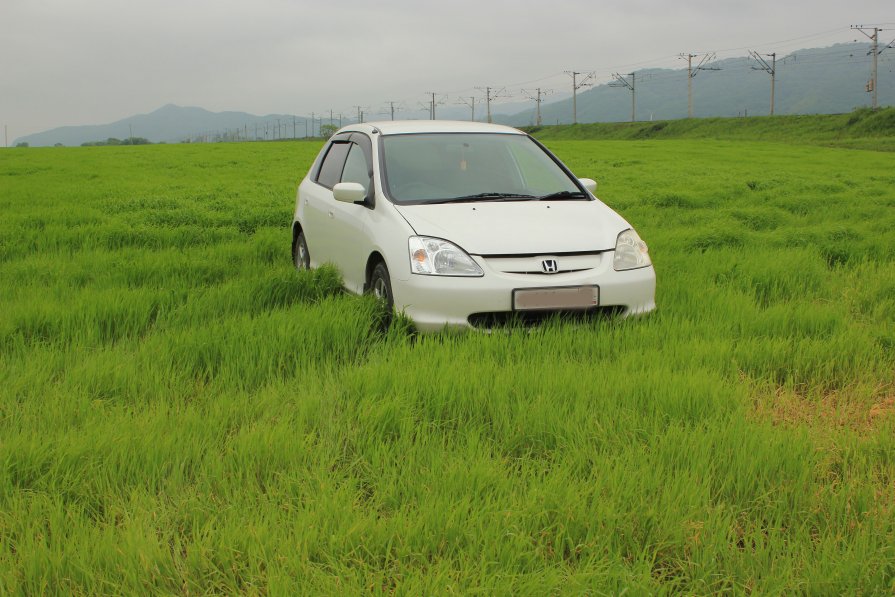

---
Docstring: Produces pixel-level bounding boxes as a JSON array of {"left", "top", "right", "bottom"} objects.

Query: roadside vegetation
[
  {"left": 1, "top": 125, "right": 893, "bottom": 592},
  {"left": 527, "top": 106, "right": 895, "bottom": 151},
  {"left": 80, "top": 137, "right": 152, "bottom": 147}
]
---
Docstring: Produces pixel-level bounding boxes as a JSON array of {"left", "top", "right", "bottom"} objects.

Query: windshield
[{"left": 380, "top": 133, "right": 584, "bottom": 205}]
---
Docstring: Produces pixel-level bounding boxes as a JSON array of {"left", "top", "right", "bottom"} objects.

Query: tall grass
[{"left": 0, "top": 137, "right": 893, "bottom": 593}]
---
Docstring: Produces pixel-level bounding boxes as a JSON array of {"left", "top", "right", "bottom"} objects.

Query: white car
[{"left": 292, "top": 120, "right": 655, "bottom": 331}]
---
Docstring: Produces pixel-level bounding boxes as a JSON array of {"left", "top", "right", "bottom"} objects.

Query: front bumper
[{"left": 392, "top": 253, "right": 656, "bottom": 332}]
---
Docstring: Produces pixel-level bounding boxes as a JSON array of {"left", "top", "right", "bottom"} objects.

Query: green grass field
[{"left": 1, "top": 126, "right": 894, "bottom": 593}]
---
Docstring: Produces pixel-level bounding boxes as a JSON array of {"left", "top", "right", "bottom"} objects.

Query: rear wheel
[{"left": 293, "top": 230, "right": 310, "bottom": 270}]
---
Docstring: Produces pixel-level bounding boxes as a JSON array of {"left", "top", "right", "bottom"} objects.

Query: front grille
[
  {"left": 468, "top": 306, "right": 625, "bottom": 330},
  {"left": 501, "top": 268, "right": 590, "bottom": 275},
  {"left": 480, "top": 252, "right": 605, "bottom": 276}
]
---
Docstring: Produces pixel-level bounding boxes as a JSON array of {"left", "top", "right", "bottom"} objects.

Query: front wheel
[
  {"left": 293, "top": 230, "right": 310, "bottom": 270},
  {"left": 369, "top": 262, "right": 394, "bottom": 330},
  {"left": 369, "top": 262, "right": 394, "bottom": 310}
]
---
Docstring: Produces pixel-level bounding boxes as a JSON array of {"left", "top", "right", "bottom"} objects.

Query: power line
[
  {"left": 283, "top": 27, "right": 883, "bottom": 132},
  {"left": 104, "top": 25, "right": 890, "bottom": 145}
]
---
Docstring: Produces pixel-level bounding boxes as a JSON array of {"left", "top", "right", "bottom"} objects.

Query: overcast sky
[{"left": 1, "top": 0, "right": 892, "bottom": 140}]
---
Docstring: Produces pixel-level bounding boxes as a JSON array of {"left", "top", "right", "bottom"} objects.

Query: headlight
[
  {"left": 408, "top": 236, "right": 484, "bottom": 276},
  {"left": 613, "top": 229, "right": 651, "bottom": 271}
]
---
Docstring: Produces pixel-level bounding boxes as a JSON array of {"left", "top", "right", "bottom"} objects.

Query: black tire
[
  {"left": 293, "top": 230, "right": 310, "bottom": 270},
  {"left": 369, "top": 261, "right": 395, "bottom": 332},
  {"left": 369, "top": 262, "right": 394, "bottom": 310}
]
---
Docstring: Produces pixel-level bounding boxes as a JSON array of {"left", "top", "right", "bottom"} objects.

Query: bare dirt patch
[{"left": 752, "top": 383, "right": 895, "bottom": 435}]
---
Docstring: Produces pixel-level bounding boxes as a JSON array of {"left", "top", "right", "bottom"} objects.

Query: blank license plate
[{"left": 513, "top": 286, "right": 600, "bottom": 311}]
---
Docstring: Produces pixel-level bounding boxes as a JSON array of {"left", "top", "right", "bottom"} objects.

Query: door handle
[{"left": 328, "top": 211, "right": 334, "bottom": 218}]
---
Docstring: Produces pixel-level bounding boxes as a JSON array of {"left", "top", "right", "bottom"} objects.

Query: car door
[
  {"left": 327, "top": 136, "right": 375, "bottom": 292},
  {"left": 302, "top": 138, "right": 351, "bottom": 266}
]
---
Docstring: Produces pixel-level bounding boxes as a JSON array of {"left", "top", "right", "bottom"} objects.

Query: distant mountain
[
  {"left": 15, "top": 101, "right": 549, "bottom": 147},
  {"left": 15, "top": 42, "right": 893, "bottom": 146},
  {"left": 502, "top": 42, "right": 894, "bottom": 126},
  {"left": 15, "top": 105, "right": 313, "bottom": 147}
]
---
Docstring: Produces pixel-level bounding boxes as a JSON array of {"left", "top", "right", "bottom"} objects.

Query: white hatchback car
[{"left": 292, "top": 120, "right": 655, "bottom": 331}]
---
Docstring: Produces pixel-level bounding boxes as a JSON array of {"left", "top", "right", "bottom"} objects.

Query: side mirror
[
  {"left": 579, "top": 178, "right": 598, "bottom": 194},
  {"left": 333, "top": 182, "right": 367, "bottom": 204}
]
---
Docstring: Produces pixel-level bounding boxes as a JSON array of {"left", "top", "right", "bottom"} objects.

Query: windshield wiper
[
  {"left": 537, "top": 190, "right": 588, "bottom": 201},
  {"left": 426, "top": 192, "right": 538, "bottom": 204}
]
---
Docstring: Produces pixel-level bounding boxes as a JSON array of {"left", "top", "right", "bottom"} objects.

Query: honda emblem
[{"left": 542, "top": 259, "right": 558, "bottom": 274}]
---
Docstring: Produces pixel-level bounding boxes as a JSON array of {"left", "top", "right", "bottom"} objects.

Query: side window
[
  {"left": 316, "top": 142, "right": 350, "bottom": 189},
  {"left": 340, "top": 144, "right": 371, "bottom": 197}
]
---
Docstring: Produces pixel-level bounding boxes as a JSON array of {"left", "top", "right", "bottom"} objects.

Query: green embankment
[
  {"left": 527, "top": 107, "right": 895, "bottom": 151},
  {"left": 0, "top": 137, "right": 893, "bottom": 593}
]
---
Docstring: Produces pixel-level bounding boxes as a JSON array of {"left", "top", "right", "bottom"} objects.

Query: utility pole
[
  {"left": 483, "top": 87, "right": 493, "bottom": 123},
  {"left": 679, "top": 53, "right": 720, "bottom": 118},
  {"left": 565, "top": 71, "right": 595, "bottom": 124},
  {"left": 681, "top": 53, "right": 696, "bottom": 118},
  {"left": 386, "top": 101, "right": 398, "bottom": 121},
  {"left": 851, "top": 26, "right": 889, "bottom": 110},
  {"left": 456, "top": 96, "right": 477, "bottom": 121},
  {"left": 609, "top": 73, "right": 637, "bottom": 122},
  {"left": 521, "top": 88, "right": 552, "bottom": 126},
  {"left": 853, "top": 26, "right": 879, "bottom": 110},
  {"left": 423, "top": 93, "right": 446, "bottom": 120},
  {"left": 475, "top": 86, "right": 508, "bottom": 124},
  {"left": 749, "top": 51, "right": 776, "bottom": 115},
  {"left": 4, "top": 125, "right": 7, "bottom": 148}
]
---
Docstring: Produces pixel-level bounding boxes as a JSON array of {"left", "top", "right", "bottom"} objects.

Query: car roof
[{"left": 335, "top": 120, "right": 526, "bottom": 137}]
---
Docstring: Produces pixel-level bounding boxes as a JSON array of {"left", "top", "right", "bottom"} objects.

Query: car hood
[{"left": 393, "top": 200, "right": 630, "bottom": 255}]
